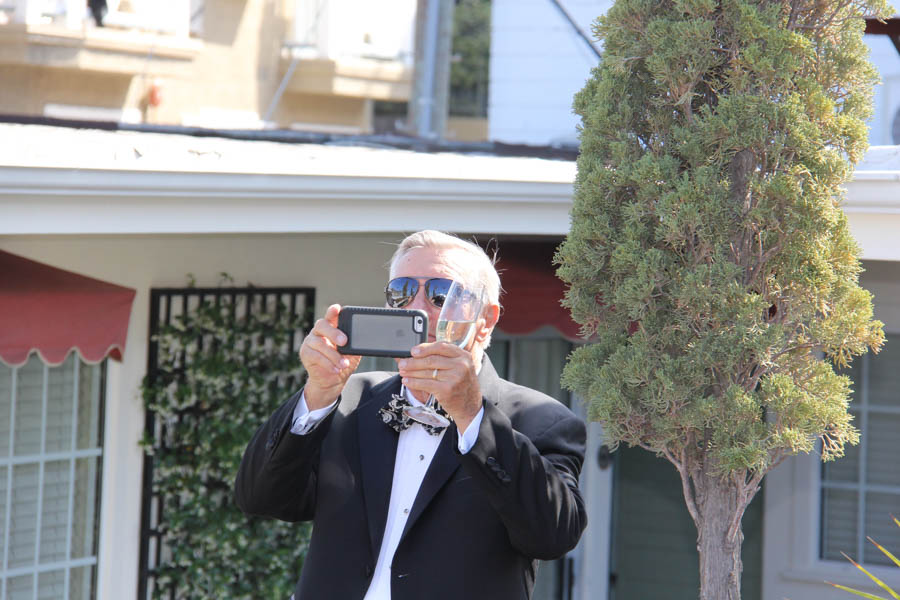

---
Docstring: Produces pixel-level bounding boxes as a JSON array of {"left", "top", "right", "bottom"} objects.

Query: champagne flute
[{"left": 403, "top": 280, "right": 485, "bottom": 428}]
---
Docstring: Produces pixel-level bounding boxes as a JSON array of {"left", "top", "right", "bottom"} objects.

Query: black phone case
[{"left": 337, "top": 306, "right": 428, "bottom": 358}]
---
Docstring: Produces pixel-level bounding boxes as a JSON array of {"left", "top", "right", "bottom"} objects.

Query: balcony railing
[
  {"left": 289, "top": 0, "right": 415, "bottom": 64},
  {"left": 0, "top": 0, "right": 190, "bottom": 38}
]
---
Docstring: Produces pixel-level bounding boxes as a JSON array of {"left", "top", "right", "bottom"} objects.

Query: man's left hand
[{"left": 397, "top": 342, "right": 483, "bottom": 433}]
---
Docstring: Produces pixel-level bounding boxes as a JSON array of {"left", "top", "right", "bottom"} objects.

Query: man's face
[{"left": 388, "top": 246, "right": 470, "bottom": 342}]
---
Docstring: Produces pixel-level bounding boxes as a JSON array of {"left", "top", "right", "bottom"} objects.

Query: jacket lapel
[
  {"left": 476, "top": 354, "right": 502, "bottom": 409},
  {"left": 357, "top": 375, "right": 402, "bottom": 559},
  {"left": 399, "top": 355, "right": 502, "bottom": 542}
]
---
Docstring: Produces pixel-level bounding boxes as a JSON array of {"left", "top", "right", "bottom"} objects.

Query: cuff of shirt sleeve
[
  {"left": 456, "top": 405, "right": 484, "bottom": 454},
  {"left": 290, "top": 391, "right": 338, "bottom": 435}
]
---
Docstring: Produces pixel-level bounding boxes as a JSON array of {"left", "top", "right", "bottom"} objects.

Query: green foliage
[
  {"left": 450, "top": 0, "right": 490, "bottom": 117},
  {"left": 828, "top": 516, "right": 900, "bottom": 600},
  {"left": 141, "top": 289, "right": 312, "bottom": 599},
  {"left": 557, "top": 0, "right": 888, "bottom": 477}
]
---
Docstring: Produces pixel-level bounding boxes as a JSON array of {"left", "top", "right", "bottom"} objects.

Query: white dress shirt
[{"left": 290, "top": 386, "right": 484, "bottom": 599}]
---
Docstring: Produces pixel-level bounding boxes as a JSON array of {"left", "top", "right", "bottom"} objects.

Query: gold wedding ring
[{"left": 432, "top": 368, "right": 438, "bottom": 380}]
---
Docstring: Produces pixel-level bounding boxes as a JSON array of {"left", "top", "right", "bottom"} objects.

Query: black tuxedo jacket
[{"left": 234, "top": 357, "right": 587, "bottom": 600}]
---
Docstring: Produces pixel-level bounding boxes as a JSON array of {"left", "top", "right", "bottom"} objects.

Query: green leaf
[
  {"left": 827, "top": 582, "right": 889, "bottom": 600},
  {"left": 839, "top": 552, "right": 900, "bottom": 600},
  {"left": 867, "top": 536, "right": 900, "bottom": 571}
]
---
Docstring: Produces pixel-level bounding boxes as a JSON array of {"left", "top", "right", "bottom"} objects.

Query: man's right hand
[{"left": 299, "top": 304, "right": 361, "bottom": 410}]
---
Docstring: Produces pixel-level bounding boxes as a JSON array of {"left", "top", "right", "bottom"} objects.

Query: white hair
[
  {"left": 389, "top": 230, "right": 502, "bottom": 308},
  {"left": 389, "top": 231, "right": 502, "bottom": 349}
]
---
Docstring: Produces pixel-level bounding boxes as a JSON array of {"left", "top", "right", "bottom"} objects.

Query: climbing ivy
[{"left": 141, "top": 287, "right": 312, "bottom": 599}]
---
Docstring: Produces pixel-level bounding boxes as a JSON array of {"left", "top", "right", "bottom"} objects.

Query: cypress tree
[{"left": 557, "top": 1, "right": 890, "bottom": 597}]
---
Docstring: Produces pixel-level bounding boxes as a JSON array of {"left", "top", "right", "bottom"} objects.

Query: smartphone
[{"left": 337, "top": 306, "right": 428, "bottom": 357}]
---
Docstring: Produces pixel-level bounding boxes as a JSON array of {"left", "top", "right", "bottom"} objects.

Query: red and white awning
[
  {"left": 0, "top": 250, "right": 136, "bottom": 367},
  {"left": 495, "top": 241, "right": 580, "bottom": 341}
]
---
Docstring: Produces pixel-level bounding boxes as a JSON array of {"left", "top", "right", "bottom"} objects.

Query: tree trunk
[{"left": 696, "top": 474, "right": 743, "bottom": 600}]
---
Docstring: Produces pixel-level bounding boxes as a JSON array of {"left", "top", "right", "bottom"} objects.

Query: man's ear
[{"left": 475, "top": 304, "right": 500, "bottom": 343}]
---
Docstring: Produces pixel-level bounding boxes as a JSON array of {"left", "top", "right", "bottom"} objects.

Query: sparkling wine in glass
[
  {"left": 404, "top": 280, "right": 485, "bottom": 428},
  {"left": 435, "top": 319, "right": 477, "bottom": 348}
]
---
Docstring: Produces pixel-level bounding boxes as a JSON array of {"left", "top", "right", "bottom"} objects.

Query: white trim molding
[
  {"left": 0, "top": 166, "right": 575, "bottom": 235},
  {"left": 0, "top": 125, "right": 899, "bottom": 255}
]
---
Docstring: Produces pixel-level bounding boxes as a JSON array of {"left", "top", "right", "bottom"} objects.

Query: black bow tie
[{"left": 378, "top": 392, "right": 449, "bottom": 436}]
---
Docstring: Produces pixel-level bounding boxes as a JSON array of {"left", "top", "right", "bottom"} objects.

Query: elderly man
[{"left": 234, "top": 230, "right": 587, "bottom": 600}]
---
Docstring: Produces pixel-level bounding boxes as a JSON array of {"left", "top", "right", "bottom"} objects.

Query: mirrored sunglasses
[{"left": 385, "top": 277, "right": 454, "bottom": 309}]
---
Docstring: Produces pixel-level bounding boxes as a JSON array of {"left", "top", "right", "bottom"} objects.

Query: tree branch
[
  {"left": 730, "top": 149, "right": 754, "bottom": 214},
  {"left": 669, "top": 446, "right": 701, "bottom": 527},
  {"left": 727, "top": 468, "right": 765, "bottom": 544},
  {"left": 770, "top": 342, "right": 816, "bottom": 362}
]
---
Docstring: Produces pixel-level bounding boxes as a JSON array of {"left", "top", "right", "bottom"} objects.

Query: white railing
[
  {"left": 3, "top": 0, "right": 190, "bottom": 37},
  {"left": 289, "top": 0, "right": 416, "bottom": 63}
]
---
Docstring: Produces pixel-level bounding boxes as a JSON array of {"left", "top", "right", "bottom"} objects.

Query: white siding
[
  {"left": 491, "top": 7, "right": 900, "bottom": 147},
  {"left": 866, "top": 35, "right": 900, "bottom": 146},
  {"left": 489, "top": 0, "right": 612, "bottom": 145}
]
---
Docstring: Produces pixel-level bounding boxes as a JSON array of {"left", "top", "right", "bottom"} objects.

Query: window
[
  {"left": 0, "top": 353, "right": 104, "bottom": 599},
  {"left": 821, "top": 333, "right": 900, "bottom": 565}
]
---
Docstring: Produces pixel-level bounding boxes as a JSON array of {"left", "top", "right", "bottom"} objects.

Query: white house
[
  {"left": 0, "top": 122, "right": 588, "bottom": 600},
  {"left": 1, "top": 121, "right": 899, "bottom": 600}
]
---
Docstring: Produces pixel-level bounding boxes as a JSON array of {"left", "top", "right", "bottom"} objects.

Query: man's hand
[
  {"left": 299, "top": 304, "right": 361, "bottom": 410},
  {"left": 397, "top": 342, "right": 483, "bottom": 433}
]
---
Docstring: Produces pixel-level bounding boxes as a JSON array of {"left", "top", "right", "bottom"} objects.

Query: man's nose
[
  {"left": 408, "top": 289, "right": 439, "bottom": 332},
  {"left": 408, "top": 287, "right": 431, "bottom": 311}
]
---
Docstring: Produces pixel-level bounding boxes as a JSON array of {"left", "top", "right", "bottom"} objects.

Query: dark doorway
[{"left": 609, "top": 445, "right": 763, "bottom": 600}]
